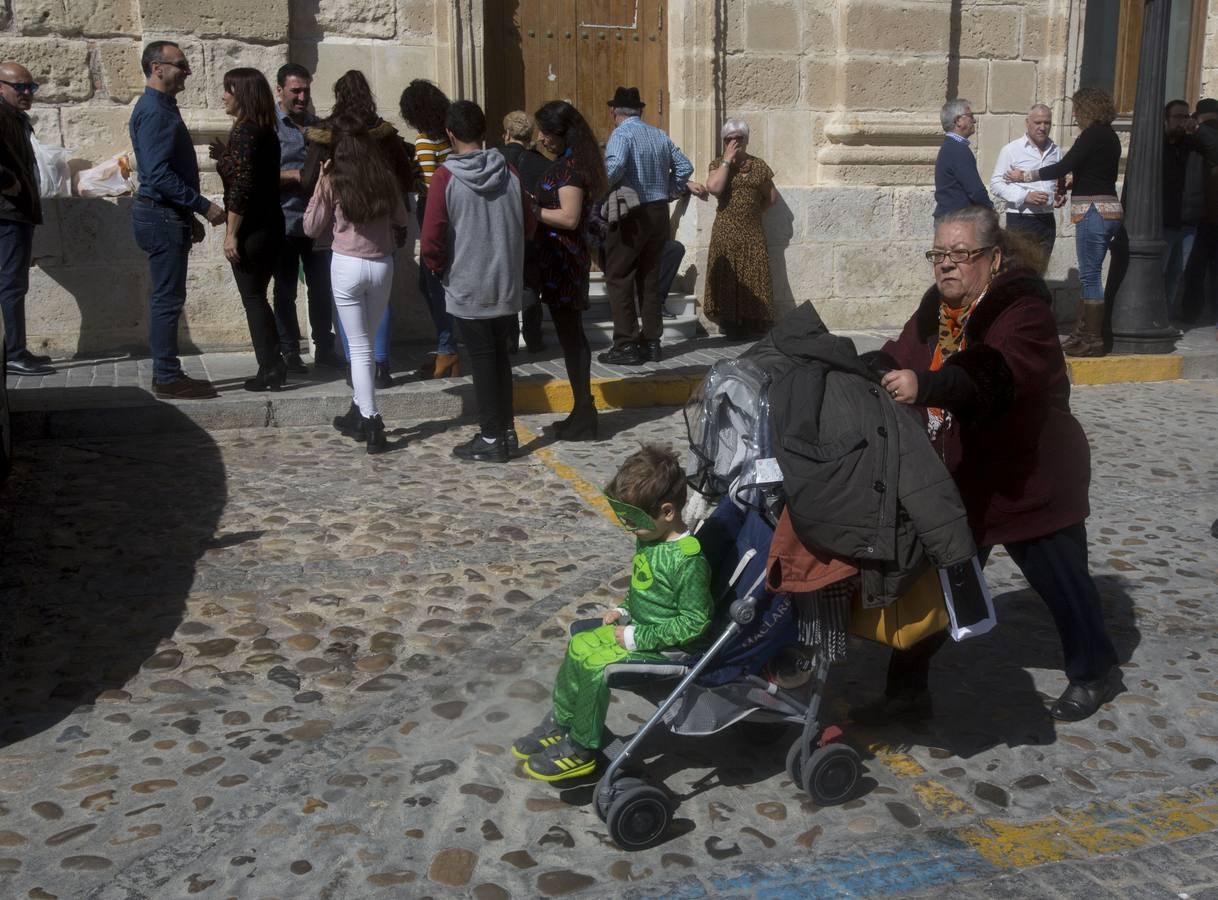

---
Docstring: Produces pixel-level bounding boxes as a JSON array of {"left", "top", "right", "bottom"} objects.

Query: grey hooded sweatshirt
[{"left": 420, "top": 148, "right": 533, "bottom": 319}]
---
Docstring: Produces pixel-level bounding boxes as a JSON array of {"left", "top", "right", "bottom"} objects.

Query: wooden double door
[{"left": 484, "top": 1, "right": 669, "bottom": 147}]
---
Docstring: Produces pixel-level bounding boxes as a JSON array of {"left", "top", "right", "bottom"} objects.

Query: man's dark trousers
[
  {"left": 1005, "top": 213, "right": 1056, "bottom": 264},
  {"left": 0, "top": 218, "right": 34, "bottom": 361},
  {"left": 131, "top": 199, "right": 191, "bottom": 383},
  {"left": 272, "top": 235, "right": 334, "bottom": 357},
  {"left": 603, "top": 201, "right": 669, "bottom": 350},
  {"left": 1180, "top": 221, "right": 1218, "bottom": 325}
]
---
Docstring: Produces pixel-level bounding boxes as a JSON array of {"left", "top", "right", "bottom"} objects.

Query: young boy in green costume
[{"left": 514, "top": 444, "right": 714, "bottom": 782}]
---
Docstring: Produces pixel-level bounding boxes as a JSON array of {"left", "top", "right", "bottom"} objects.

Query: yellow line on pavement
[
  {"left": 515, "top": 423, "right": 617, "bottom": 525},
  {"left": 957, "top": 779, "right": 1218, "bottom": 870},
  {"left": 912, "top": 779, "right": 974, "bottom": 818}
]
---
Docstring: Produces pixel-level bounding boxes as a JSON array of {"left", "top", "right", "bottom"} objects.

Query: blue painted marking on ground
[{"left": 642, "top": 829, "right": 1002, "bottom": 898}]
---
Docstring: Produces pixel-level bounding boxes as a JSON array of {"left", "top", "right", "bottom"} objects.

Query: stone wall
[{"left": 666, "top": 0, "right": 1094, "bottom": 330}]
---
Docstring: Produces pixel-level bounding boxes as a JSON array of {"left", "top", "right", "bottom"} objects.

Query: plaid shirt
[{"left": 604, "top": 116, "right": 693, "bottom": 204}]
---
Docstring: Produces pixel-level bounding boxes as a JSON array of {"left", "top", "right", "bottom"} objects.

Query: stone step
[
  {"left": 585, "top": 291, "right": 696, "bottom": 319},
  {"left": 541, "top": 311, "right": 701, "bottom": 347}
]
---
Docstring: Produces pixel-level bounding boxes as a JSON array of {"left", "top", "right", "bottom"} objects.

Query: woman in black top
[
  {"left": 212, "top": 68, "right": 286, "bottom": 390},
  {"left": 532, "top": 100, "right": 608, "bottom": 441},
  {"left": 1007, "top": 87, "right": 1122, "bottom": 357}
]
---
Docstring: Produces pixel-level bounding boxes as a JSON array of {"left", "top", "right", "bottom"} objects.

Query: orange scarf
[{"left": 927, "top": 292, "right": 984, "bottom": 432}]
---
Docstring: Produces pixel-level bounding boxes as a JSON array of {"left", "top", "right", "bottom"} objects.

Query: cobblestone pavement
[{"left": 0, "top": 380, "right": 1216, "bottom": 898}]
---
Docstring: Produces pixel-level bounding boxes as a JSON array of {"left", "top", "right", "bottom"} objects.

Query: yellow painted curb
[
  {"left": 513, "top": 374, "right": 702, "bottom": 415},
  {"left": 513, "top": 355, "right": 1195, "bottom": 415},
  {"left": 1068, "top": 354, "right": 1183, "bottom": 385}
]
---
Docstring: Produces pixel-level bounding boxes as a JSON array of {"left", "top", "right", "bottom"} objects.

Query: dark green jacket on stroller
[{"left": 745, "top": 304, "right": 975, "bottom": 607}]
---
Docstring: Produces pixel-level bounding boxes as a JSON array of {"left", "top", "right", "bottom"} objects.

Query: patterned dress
[
  {"left": 703, "top": 155, "right": 775, "bottom": 334},
  {"left": 536, "top": 151, "right": 591, "bottom": 310}
]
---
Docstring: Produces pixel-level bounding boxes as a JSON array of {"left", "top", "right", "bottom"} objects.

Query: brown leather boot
[
  {"left": 1060, "top": 300, "right": 1085, "bottom": 352},
  {"left": 432, "top": 352, "right": 461, "bottom": 377},
  {"left": 1064, "top": 300, "right": 1106, "bottom": 357}
]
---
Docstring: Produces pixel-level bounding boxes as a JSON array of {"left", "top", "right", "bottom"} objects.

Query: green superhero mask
[{"left": 606, "top": 495, "right": 656, "bottom": 533}]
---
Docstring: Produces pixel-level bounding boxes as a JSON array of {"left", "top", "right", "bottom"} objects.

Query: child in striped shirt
[{"left": 400, "top": 80, "right": 458, "bottom": 377}]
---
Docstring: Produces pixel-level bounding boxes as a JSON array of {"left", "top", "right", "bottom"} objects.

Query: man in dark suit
[
  {"left": 0, "top": 61, "right": 53, "bottom": 376},
  {"left": 933, "top": 98, "right": 993, "bottom": 220}
]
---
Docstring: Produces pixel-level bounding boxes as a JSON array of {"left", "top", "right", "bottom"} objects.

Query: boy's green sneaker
[
  {"left": 522, "top": 736, "right": 598, "bottom": 782},
  {"left": 510, "top": 713, "right": 567, "bottom": 760}
]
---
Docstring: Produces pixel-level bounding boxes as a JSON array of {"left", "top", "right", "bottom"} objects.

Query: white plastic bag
[
  {"left": 30, "top": 137, "right": 71, "bottom": 198},
  {"left": 939, "top": 557, "right": 997, "bottom": 641},
  {"left": 76, "top": 153, "right": 135, "bottom": 198}
]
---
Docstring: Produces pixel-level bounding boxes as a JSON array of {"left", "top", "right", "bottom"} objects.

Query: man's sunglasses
[
  {"left": 155, "top": 59, "right": 191, "bottom": 73},
  {"left": 0, "top": 81, "right": 38, "bottom": 94}
]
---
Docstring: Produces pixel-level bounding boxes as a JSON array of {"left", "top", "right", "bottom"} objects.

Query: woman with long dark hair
[
  {"left": 532, "top": 100, "right": 608, "bottom": 440},
  {"left": 211, "top": 67, "right": 286, "bottom": 391},
  {"left": 399, "top": 79, "right": 458, "bottom": 378},
  {"left": 304, "top": 113, "right": 409, "bottom": 453},
  {"left": 302, "top": 70, "right": 415, "bottom": 388}
]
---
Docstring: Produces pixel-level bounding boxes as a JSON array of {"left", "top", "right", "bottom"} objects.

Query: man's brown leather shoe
[{"left": 153, "top": 375, "right": 218, "bottom": 399}]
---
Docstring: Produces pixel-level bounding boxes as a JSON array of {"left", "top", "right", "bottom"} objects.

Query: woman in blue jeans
[{"left": 1007, "top": 87, "right": 1122, "bottom": 357}]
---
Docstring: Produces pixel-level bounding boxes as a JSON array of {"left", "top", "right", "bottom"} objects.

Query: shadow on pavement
[
  {"left": 835, "top": 572, "right": 1140, "bottom": 760},
  {"left": 0, "top": 387, "right": 225, "bottom": 746}
]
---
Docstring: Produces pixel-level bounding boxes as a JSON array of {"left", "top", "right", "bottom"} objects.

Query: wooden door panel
[{"left": 483, "top": 1, "right": 667, "bottom": 147}]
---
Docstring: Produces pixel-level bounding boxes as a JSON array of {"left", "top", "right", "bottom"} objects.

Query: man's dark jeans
[
  {"left": 132, "top": 200, "right": 191, "bottom": 383},
  {"left": 456, "top": 314, "right": 515, "bottom": 436},
  {"left": 0, "top": 218, "right": 34, "bottom": 361},
  {"left": 1180, "top": 221, "right": 1218, "bottom": 325},
  {"left": 1005, "top": 213, "right": 1056, "bottom": 269},
  {"left": 272, "top": 234, "right": 334, "bottom": 356}
]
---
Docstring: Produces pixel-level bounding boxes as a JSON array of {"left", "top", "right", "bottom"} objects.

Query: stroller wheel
[
  {"left": 607, "top": 782, "right": 673, "bottom": 850},
  {"left": 784, "top": 739, "right": 805, "bottom": 785},
  {"left": 802, "top": 743, "right": 861, "bottom": 806}
]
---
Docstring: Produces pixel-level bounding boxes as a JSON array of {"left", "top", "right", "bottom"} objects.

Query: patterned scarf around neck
[{"left": 927, "top": 289, "right": 986, "bottom": 438}]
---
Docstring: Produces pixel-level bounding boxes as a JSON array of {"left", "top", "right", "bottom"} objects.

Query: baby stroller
[
  {"left": 589, "top": 359, "right": 861, "bottom": 849},
  {"left": 589, "top": 494, "right": 861, "bottom": 850}
]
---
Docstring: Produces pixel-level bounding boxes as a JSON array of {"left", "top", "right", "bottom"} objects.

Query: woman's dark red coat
[{"left": 878, "top": 269, "right": 1091, "bottom": 547}]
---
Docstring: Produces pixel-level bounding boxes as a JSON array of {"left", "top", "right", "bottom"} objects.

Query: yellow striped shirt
[{"left": 414, "top": 136, "right": 451, "bottom": 188}]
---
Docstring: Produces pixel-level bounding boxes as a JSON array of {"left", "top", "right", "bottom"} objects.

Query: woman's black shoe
[
  {"left": 333, "top": 402, "right": 365, "bottom": 439},
  {"left": 243, "top": 356, "right": 287, "bottom": 392},
  {"left": 555, "top": 406, "right": 598, "bottom": 441},
  {"left": 1049, "top": 670, "right": 1121, "bottom": 722},
  {"left": 375, "top": 362, "right": 394, "bottom": 389},
  {"left": 364, "top": 414, "right": 389, "bottom": 454}
]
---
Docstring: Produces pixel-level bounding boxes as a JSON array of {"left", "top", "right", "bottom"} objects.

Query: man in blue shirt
[
  {"left": 598, "top": 86, "right": 694, "bottom": 366},
  {"left": 270, "top": 63, "right": 340, "bottom": 373},
  {"left": 129, "top": 40, "right": 225, "bottom": 399},
  {"left": 933, "top": 98, "right": 993, "bottom": 221}
]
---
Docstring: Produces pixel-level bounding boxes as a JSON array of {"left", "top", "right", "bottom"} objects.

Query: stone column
[{"left": 1109, "top": 0, "right": 1178, "bottom": 354}]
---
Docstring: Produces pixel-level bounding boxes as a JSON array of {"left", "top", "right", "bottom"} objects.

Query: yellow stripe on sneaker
[{"left": 523, "top": 758, "right": 598, "bottom": 782}]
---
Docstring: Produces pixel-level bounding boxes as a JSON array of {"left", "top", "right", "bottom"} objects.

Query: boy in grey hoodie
[{"left": 422, "top": 100, "right": 536, "bottom": 463}]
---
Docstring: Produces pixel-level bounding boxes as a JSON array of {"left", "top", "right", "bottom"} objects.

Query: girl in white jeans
[{"left": 304, "top": 113, "right": 409, "bottom": 453}]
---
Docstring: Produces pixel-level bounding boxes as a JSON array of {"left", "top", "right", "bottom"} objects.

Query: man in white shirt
[{"left": 990, "top": 104, "right": 1062, "bottom": 268}]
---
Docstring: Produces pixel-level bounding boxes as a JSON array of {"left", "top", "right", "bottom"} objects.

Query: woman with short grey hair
[{"left": 702, "top": 117, "right": 779, "bottom": 339}]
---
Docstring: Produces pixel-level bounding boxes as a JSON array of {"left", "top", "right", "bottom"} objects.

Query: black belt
[{"left": 135, "top": 196, "right": 191, "bottom": 215}]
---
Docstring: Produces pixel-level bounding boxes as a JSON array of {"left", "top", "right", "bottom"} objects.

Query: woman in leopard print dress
[{"left": 703, "top": 119, "right": 780, "bottom": 340}]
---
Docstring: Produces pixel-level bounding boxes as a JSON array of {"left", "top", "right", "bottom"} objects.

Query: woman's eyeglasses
[
  {"left": 925, "top": 246, "right": 993, "bottom": 264},
  {"left": 0, "top": 80, "right": 38, "bottom": 94}
]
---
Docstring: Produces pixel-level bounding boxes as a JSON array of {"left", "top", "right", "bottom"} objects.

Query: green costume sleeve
[{"left": 631, "top": 548, "right": 713, "bottom": 652}]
